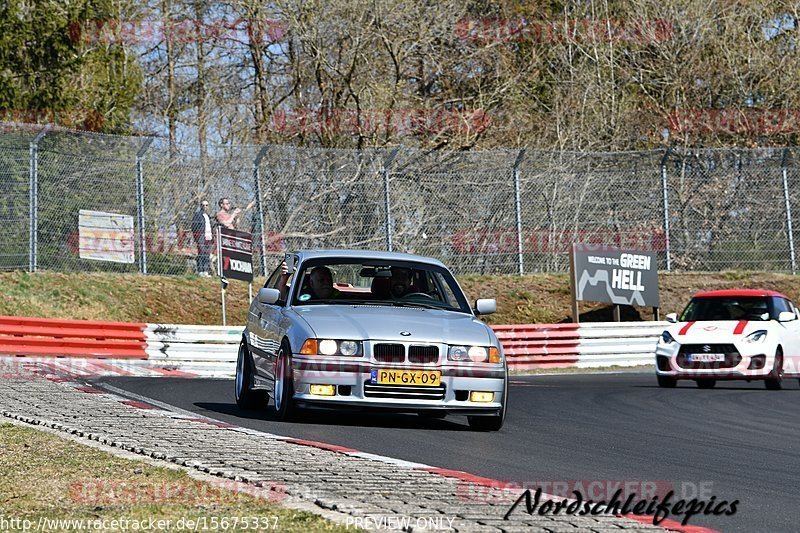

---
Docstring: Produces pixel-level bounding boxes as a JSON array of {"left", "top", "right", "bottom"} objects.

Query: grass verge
[
  {"left": 1, "top": 270, "right": 798, "bottom": 325},
  {"left": 0, "top": 423, "right": 350, "bottom": 532}
]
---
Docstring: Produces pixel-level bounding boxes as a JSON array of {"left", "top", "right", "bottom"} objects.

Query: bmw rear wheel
[{"left": 235, "top": 338, "right": 267, "bottom": 409}]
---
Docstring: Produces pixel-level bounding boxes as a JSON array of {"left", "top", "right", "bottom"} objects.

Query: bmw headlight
[
  {"left": 659, "top": 331, "right": 676, "bottom": 345},
  {"left": 448, "top": 345, "right": 501, "bottom": 363},
  {"left": 301, "top": 339, "right": 363, "bottom": 356},
  {"left": 744, "top": 330, "right": 768, "bottom": 344}
]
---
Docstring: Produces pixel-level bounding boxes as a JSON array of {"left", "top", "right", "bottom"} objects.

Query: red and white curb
[{"left": 52, "top": 378, "right": 719, "bottom": 533}]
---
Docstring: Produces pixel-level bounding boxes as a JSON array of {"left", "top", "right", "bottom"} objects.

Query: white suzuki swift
[{"left": 655, "top": 289, "right": 800, "bottom": 390}]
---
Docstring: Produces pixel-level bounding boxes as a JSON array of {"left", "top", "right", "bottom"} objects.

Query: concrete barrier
[{"left": 0, "top": 316, "right": 663, "bottom": 375}]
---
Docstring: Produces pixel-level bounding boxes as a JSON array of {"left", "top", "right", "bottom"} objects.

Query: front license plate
[
  {"left": 688, "top": 353, "right": 725, "bottom": 362},
  {"left": 371, "top": 369, "right": 441, "bottom": 387}
]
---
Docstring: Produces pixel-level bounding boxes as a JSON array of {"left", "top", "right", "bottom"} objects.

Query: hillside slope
[{"left": 2, "top": 271, "right": 797, "bottom": 326}]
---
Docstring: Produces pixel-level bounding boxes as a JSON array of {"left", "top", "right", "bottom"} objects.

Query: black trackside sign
[
  {"left": 220, "top": 227, "right": 254, "bottom": 282},
  {"left": 571, "top": 243, "right": 659, "bottom": 307}
]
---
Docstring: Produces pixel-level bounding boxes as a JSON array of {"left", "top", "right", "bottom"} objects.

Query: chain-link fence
[{"left": 1, "top": 122, "right": 799, "bottom": 277}]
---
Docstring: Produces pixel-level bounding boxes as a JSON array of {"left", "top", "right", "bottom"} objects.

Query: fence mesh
[{"left": 2, "top": 122, "right": 799, "bottom": 277}]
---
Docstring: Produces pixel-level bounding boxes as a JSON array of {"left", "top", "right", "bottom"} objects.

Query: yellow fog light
[
  {"left": 310, "top": 384, "right": 335, "bottom": 396},
  {"left": 470, "top": 391, "right": 494, "bottom": 403}
]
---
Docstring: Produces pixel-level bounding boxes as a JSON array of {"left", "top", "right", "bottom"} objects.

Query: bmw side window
[{"left": 265, "top": 262, "right": 282, "bottom": 288}]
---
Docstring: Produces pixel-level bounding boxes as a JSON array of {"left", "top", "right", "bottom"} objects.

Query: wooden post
[{"left": 570, "top": 245, "right": 580, "bottom": 323}]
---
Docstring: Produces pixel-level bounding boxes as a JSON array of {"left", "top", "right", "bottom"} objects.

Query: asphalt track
[{"left": 93, "top": 372, "right": 800, "bottom": 533}]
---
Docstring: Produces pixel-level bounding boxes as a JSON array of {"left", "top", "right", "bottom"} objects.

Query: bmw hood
[{"left": 293, "top": 304, "right": 493, "bottom": 345}]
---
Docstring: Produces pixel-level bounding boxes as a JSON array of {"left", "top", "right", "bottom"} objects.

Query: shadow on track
[{"left": 195, "top": 401, "right": 472, "bottom": 431}]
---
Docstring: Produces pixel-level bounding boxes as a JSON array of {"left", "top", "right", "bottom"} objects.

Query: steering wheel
[{"left": 401, "top": 292, "right": 435, "bottom": 300}]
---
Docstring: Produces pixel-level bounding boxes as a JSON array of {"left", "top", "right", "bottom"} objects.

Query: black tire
[
  {"left": 696, "top": 379, "right": 716, "bottom": 389},
  {"left": 765, "top": 349, "right": 784, "bottom": 391},
  {"left": 235, "top": 338, "right": 267, "bottom": 409},
  {"left": 271, "top": 340, "right": 297, "bottom": 421},
  {"left": 657, "top": 375, "right": 677, "bottom": 388},
  {"left": 467, "top": 368, "right": 508, "bottom": 432}
]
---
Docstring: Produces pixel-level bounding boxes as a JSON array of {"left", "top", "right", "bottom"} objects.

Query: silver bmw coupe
[{"left": 235, "top": 249, "right": 508, "bottom": 431}]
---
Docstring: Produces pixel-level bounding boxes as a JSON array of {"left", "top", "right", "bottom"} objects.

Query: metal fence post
[
  {"left": 513, "top": 149, "right": 526, "bottom": 275},
  {"left": 136, "top": 138, "right": 153, "bottom": 274},
  {"left": 781, "top": 149, "right": 796, "bottom": 274},
  {"left": 254, "top": 146, "right": 269, "bottom": 276},
  {"left": 383, "top": 148, "right": 400, "bottom": 251},
  {"left": 28, "top": 127, "right": 47, "bottom": 272},
  {"left": 660, "top": 147, "right": 673, "bottom": 272}
]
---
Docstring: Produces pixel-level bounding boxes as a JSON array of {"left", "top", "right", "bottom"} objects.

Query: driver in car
[
  {"left": 390, "top": 267, "right": 419, "bottom": 298},
  {"left": 306, "top": 266, "right": 341, "bottom": 300}
]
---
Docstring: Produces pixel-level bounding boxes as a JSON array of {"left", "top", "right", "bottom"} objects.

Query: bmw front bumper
[{"left": 290, "top": 355, "right": 506, "bottom": 414}]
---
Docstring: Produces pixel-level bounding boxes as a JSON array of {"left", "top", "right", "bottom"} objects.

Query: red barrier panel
[
  {"left": 0, "top": 316, "right": 147, "bottom": 359},
  {"left": 491, "top": 323, "right": 580, "bottom": 369}
]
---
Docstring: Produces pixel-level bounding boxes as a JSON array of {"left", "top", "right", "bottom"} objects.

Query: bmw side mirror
[
  {"left": 666, "top": 313, "right": 678, "bottom": 323},
  {"left": 257, "top": 288, "right": 281, "bottom": 305},
  {"left": 475, "top": 298, "right": 496, "bottom": 316},
  {"left": 777, "top": 311, "right": 795, "bottom": 322}
]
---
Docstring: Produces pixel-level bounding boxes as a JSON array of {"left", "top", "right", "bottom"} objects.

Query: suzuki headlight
[
  {"left": 659, "top": 331, "right": 676, "bottom": 345},
  {"left": 744, "top": 330, "right": 768, "bottom": 344}
]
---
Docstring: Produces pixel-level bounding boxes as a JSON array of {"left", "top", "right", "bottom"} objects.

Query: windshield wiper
[{"left": 389, "top": 301, "right": 442, "bottom": 310}]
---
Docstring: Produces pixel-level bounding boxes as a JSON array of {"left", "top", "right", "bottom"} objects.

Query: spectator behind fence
[
  {"left": 216, "top": 197, "right": 256, "bottom": 230},
  {"left": 190, "top": 200, "right": 214, "bottom": 277}
]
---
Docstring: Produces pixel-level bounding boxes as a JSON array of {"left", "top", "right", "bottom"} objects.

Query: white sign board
[{"left": 78, "top": 210, "right": 135, "bottom": 264}]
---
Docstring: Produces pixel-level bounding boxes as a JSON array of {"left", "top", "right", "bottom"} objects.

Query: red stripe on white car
[
  {"left": 734, "top": 320, "right": 747, "bottom": 335},
  {"left": 679, "top": 321, "right": 695, "bottom": 335}
]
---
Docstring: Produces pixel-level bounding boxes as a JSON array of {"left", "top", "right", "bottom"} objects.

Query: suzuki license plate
[{"left": 687, "top": 353, "right": 725, "bottom": 362}]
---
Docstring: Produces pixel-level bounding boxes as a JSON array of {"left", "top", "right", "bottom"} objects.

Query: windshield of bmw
[
  {"left": 680, "top": 297, "right": 774, "bottom": 322},
  {"left": 289, "top": 260, "right": 471, "bottom": 313}
]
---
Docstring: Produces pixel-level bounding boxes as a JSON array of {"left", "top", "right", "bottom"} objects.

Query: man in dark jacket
[{"left": 191, "top": 200, "right": 214, "bottom": 276}]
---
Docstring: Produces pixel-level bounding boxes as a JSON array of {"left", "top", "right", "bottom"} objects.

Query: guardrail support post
[
  {"left": 136, "top": 138, "right": 153, "bottom": 274},
  {"left": 781, "top": 148, "right": 796, "bottom": 274},
  {"left": 383, "top": 148, "right": 400, "bottom": 252},
  {"left": 254, "top": 146, "right": 269, "bottom": 276},
  {"left": 513, "top": 149, "right": 526, "bottom": 275},
  {"left": 660, "top": 147, "right": 673, "bottom": 272},
  {"left": 29, "top": 127, "right": 47, "bottom": 272}
]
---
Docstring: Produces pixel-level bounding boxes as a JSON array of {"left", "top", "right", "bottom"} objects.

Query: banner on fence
[
  {"left": 78, "top": 210, "right": 135, "bottom": 264},
  {"left": 218, "top": 228, "right": 254, "bottom": 282}
]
